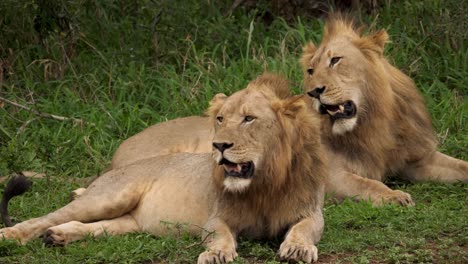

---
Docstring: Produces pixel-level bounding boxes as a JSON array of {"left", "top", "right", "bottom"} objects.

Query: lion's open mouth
[
  {"left": 319, "top": 100, "right": 356, "bottom": 120},
  {"left": 219, "top": 158, "right": 254, "bottom": 179}
]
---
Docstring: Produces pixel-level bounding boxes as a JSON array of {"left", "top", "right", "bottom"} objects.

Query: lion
[
  {"left": 74, "top": 17, "right": 467, "bottom": 207},
  {"left": 300, "top": 15, "right": 468, "bottom": 205},
  {"left": 1, "top": 74, "right": 326, "bottom": 264}
]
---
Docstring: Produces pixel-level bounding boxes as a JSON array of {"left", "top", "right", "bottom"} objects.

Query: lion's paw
[
  {"left": 42, "top": 228, "right": 69, "bottom": 246},
  {"left": 43, "top": 221, "right": 90, "bottom": 246},
  {"left": 0, "top": 227, "right": 23, "bottom": 244},
  {"left": 278, "top": 241, "right": 318, "bottom": 263},
  {"left": 197, "top": 248, "right": 238, "bottom": 264},
  {"left": 375, "top": 190, "right": 415, "bottom": 207}
]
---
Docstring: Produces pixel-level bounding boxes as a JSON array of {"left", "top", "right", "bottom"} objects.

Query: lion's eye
[
  {"left": 307, "top": 68, "right": 314, "bottom": 75},
  {"left": 244, "top": 115, "right": 255, "bottom": 122},
  {"left": 330, "top": 57, "right": 342, "bottom": 67},
  {"left": 216, "top": 116, "right": 223, "bottom": 123}
]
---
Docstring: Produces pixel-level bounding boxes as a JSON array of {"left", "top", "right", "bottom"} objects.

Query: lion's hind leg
[
  {"left": 0, "top": 171, "right": 145, "bottom": 244},
  {"left": 42, "top": 214, "right": 140, "bottom": 246},
  {"left": 403, "top": 151, "right": 468, "bottom": 183}
]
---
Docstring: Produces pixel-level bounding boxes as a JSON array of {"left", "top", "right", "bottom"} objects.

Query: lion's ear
[
  {"left": 300, "top": 42, "right": 316, "bottom": 70},
  {"left": 371, "top": 30, "right": 389, "bottom": 51},
  {"left": 205, "top": 93, "right": 227, "bottom": 118},
  {"left": 354, "top": 29, "right": 389, "bottom": 56},
  {"left": 274, "top": 95, "right": 306, "bottom": 118},
  {"left": 210, "top": 93, "right": 227, "bottom": 106}
]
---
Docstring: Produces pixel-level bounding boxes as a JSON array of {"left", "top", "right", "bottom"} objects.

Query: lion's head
[
  {"left": 206, "top": 73, "right": 324, "bottom": 194},
  {"left": 300, "top": 15, "right": 437, "bottom": 180},
  {"left": 300, "top": 15, "right": 394, "bottom": 135}
]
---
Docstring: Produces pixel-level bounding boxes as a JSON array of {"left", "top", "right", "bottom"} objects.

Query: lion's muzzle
[
  {"left": 219, "top": 158, "right": 254, "bottom": 179},
  {"left": 319, "top": 100, "right": 356, "bottom": 120}
]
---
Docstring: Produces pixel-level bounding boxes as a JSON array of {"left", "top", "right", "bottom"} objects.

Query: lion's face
[
  {"left": 301, "top": 39, "right": 364, "bottom": 135},
  {"left": 301, "top": 19, "right": 389, "bottom": 135},
  {"left": 208, "top": 89, "right": 282, "bottom": 192}
]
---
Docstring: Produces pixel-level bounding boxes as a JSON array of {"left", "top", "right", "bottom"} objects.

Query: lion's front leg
[
  {"left": 327, "top": 171, "right": 415, "bottom": 206},
  {"left": 278, "top": 212, "right": 324, "bottom": 263},
  {"left": 402, "top": 151, "right": 468, "bottom": 183},
  {"left": 197, "top": 218, "right": 238, "bottom": 264}
]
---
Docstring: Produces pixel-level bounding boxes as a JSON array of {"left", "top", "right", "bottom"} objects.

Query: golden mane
[
  {"left": 296, "top": 14, "right": 466, "bottom": 208},
  {"left": 329, "top": 16, "right": 435, "bottom": 153},
  {"left": 202, "top": 75, "right": 327, "bottom": 262},
  {"left": 207, "top": 77, "right": 326, "bottom": 236},
  {"left": 322, "top": 13, "right": 359, "bottom": 41},
  {"left": 204, "top": 72, "right": 291, "bottom": 120},
  {"left": 325, "top": 14, "right": 389, "bottom": 57},
  {"left": 247, "top": 72, "right": 292, "bottom": 99},
  {"left": 301, "top": 14, "right": 437, "bottom": 180}
]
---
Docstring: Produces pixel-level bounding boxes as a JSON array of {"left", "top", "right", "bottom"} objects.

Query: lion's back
[{"left": 111, "top": 116, "right": 213, "bottom": 169}]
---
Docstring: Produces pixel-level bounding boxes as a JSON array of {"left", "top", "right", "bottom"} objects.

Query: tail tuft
[{"left": 1, "top": 174, "right": 33, "bottom": 227}]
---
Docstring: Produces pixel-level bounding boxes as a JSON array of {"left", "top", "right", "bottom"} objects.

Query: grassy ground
[{"left": 0, "top": 0, "right": 466, "bottom": 263}]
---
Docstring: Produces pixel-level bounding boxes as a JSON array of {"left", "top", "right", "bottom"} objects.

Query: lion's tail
[{"left": 1, "top": 174, "right": 32, "bottom": 227}]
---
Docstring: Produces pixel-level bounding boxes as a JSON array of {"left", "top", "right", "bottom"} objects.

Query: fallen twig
[
  {"left": 17, "top": 117, "right": 37, "bottom": 135},
  {"left": 184, "top": 230, "right": 215, "bottom": 249},
  {"left": 0, "top": 95, "right": 87, "bottom": 126}
]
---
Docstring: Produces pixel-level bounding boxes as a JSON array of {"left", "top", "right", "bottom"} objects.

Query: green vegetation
[{"left": 0, "top": 0, "right": 466, "bottom": 263}]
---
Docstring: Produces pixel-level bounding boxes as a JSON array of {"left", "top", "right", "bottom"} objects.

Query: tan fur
[
  {"left": 300, "top": 15, "right": 468, "bottom": 205},
  {"left": 199, "top": 78, "right": 326, "bottom": 263},
  {"left": 109, "top": 72, "right": 291, "bottom": 170},
  {"left": 97, "top": 18, "right": 468, "bottom": 207},
  {"left": 1, "top": 74, "right": 326, "bottom": 264},
  {"left": 111, "top": 116, "right": 213, "bottom": 169}
]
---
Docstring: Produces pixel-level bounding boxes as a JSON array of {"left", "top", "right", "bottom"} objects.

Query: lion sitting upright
[
  {"left": 0, "top": 74, "right": 326, "bottom": 264},
  {"left": 300, "top": 15, "right": 467, "bottom": 205}
]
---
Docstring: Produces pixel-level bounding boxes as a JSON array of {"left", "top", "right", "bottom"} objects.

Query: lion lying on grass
[
  {"left": 1, "top": 74, "right": 326, "bottom": 264},
  {"left": 90, "top": 17, "right": 466, "bottom": 207},
  {"left": 300, "top": 15, "right": 467, "bottom": 205}
]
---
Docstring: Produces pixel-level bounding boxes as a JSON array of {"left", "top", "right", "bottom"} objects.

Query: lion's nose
[
  {"left": 307, "top": 86, "right": 326, "bottom": 99},
  {"left": 213, "top": 142, "right": 233, "bottom": 153}
]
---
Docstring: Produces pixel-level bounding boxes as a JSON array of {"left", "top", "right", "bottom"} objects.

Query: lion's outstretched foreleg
[
  {"left": 278, "top": 212, "right": 324, "bottom": 263},
  {"left": 327, "top": 171, "right": 415, "bottom": 206},
  {"left": 197, "top": 218, "right": 238, "bottom": 264},
  {"left": 402, "top": 151, "right": 468, "bottom": 183},
  {"left": 42, "top": 214, "right": 140, "bottom": 246}
]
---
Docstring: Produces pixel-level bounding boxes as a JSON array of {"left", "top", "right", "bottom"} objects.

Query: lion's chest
[
  {"left": 238, "top": 216, "right": 289, "bottom": 239},
  {"left": 330, "top": 145, "right": 386, "bottom": 181},
  {"left": 231, "top": 201, "right": 296, "bottom": 239}
]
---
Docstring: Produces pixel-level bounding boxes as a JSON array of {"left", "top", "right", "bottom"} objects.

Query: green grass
[{"left": 0, "top": 0, "right": 467, "bottom": 263}]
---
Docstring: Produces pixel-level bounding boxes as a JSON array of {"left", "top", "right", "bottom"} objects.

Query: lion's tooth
[
  {"left": 339, "top": 104, "right": 345, "bottom": 112},
  {"left": 236, "top": 164, "right": 242, "bottom": 172},
  {"left": 327, "top": 110, "right": 336, "bottom": 116}
]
